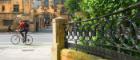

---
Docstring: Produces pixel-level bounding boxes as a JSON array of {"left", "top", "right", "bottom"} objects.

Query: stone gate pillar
[{"left": 52, "top": 17, "right": 67, "bottom": 60}]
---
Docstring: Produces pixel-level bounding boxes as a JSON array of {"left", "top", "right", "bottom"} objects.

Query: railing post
[{"left": 52, "top": 17, "right": 67, "bottom": 60}]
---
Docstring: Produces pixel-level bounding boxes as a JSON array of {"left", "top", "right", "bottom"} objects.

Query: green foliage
[
  {"left": 65, "top": 0, "right": 139, "bottom": 19},
  {"left": 81, "top": 0, "right": 139, "bottom": 18},
  {"left": 64, "top": 0, "right": 81, "bottom": 13}
]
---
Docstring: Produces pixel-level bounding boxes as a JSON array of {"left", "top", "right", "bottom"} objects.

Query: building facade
[
  {"left": 0, "top": 0, "right": 35, "bottom": 32},
  {"left": 34, "top": 0, "right": 68, "bottom": 32}
]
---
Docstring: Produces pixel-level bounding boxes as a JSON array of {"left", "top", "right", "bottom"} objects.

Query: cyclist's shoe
[
  {"left": 23, "top": 41, "right": 27, "bottom": 43},
  {"left": 23, "top": 40, "right": 25, "bottom": 43},
  {"left": 22, "top": 38, "right": 25, "bottom": 43}
]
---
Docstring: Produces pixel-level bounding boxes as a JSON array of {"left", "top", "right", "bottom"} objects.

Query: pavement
[
  {"left": 0, "top": 45, "right": 52, "bottom": 60},
  {"left": 0, "top": 32, "right": 53, "bottom": 60}
]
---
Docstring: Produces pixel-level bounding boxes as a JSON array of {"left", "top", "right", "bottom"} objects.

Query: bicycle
[{"left": 10, "top": 30, "right": 33, "bottom": 45}]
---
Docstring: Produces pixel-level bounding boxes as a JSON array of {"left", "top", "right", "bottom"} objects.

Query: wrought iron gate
[{"left": 64, "top": 2, "right": 140, "bottom": 60}]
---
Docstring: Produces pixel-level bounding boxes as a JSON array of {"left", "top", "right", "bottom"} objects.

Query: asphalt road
[{"left": 0, "top": 32, "right": 52, "bottom": 45}]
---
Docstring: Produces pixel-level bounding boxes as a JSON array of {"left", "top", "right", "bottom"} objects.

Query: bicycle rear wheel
[
  {"left": 24, "top": 35, "right": 33, "bottom": 45},
  {"left": 11, "top": 35, "right": 20, "bottom": 45}
]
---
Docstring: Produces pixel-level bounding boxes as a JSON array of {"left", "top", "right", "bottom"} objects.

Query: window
[
  {"left": 13, "top": 5, "right": 19, "bottom": 12},
  {"left": 2, "top": 5, "right": 5, "bottom": 12},
  {"left": 60, "top": 7, "right": 66, "bottom": 15},
  {"left": 0, "top": 0, "right": 11, "bottom": 3},
  {"left": 3, "top": 20, "right": 13, "bottom": 26},
  {"left": 54, "top": 0, "right": 59, "bottom": 5},
  {"left": 45, "top": 0, "right": 48, "bottom": 6},
  {"left": 4, "top": 0, "right": 11, "bottom": 3}
]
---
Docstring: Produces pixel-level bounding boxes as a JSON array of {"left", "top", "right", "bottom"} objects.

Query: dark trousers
[{"left": 19, "top": 29, "right": 28, "bottom": 42}]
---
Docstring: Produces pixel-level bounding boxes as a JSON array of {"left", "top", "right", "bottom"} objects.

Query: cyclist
[{"left": 17, "top": 20, "right": 29, "bottom": 43}]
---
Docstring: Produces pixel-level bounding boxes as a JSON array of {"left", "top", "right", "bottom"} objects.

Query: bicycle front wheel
[
  {"left": 25, "top": 35, "right": 33, "bottom": 45},
  {"left": 11, "top": 35, "right": 20, "bottom": 45}
]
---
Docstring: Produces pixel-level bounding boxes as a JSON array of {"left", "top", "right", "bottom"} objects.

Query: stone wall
[
  {"left": 61, "top": 49, "right": 107, "bottom": 60},
  {"left": 0, "top": 0, "right": 35, "bottom": 32}
]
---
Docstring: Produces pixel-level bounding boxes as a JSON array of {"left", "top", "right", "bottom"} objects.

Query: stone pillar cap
[{"left": 55, "top": 17, "right": 65, "bottom": 19}]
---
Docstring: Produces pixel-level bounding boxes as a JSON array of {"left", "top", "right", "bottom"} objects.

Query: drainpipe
[{"left": 22, "top": 0, "right": 25, "bottom": 16}]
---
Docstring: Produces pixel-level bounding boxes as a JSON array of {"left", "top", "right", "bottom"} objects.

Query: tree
[{"left": 65, "top": 0, "right": 139, "bottom": 19}]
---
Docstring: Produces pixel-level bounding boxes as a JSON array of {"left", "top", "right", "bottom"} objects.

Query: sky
[{"left": 33, "top": 0, "right": 49, "bottom": 9}]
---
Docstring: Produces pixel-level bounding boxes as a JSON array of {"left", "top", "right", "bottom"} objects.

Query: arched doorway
[{"left": 35, "top": 13, "right": 53, "bottom": 32}]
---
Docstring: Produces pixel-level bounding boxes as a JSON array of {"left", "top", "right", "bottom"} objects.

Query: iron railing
[{"left": 64, "top": 2, "right": 140, "bottom": 60}]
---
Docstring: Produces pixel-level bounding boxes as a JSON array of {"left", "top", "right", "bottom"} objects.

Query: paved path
[
  {"left": 0, "top": 32, "right": 52, "bottom": 60},
  {"left": 0, "top": 45, "right": 52, "bottom": 60}
]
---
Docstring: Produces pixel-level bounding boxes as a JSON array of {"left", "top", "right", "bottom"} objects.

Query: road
[
  {"left": 0, "top": 32, "right": 52, "bottom": 44},
  {"left": 0, "top": 32, "right": 53, "bottom": 60}
]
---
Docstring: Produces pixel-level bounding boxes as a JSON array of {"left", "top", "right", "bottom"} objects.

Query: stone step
[
  {"left": 46, "top": 26, "right": 52, "bottom": 29},
  {"left": 38, "top": 26, "right": 52, "bottom": 33}
]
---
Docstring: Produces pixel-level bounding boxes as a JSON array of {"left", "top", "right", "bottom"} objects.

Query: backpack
[{"left": 24, "top": 22, "right": 29, "bottom": 28}]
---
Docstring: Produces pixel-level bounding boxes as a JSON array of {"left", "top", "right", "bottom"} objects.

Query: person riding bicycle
[{"left": 17, "top": 20, "right": 29, "bottom": 43}]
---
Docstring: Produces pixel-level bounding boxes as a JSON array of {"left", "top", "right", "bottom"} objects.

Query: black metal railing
[{"left": 64, "top": 2, "right": 140, "bottom": 60}]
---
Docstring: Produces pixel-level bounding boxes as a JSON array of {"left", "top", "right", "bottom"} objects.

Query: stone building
[
  {"left": 0, "top": 0, "right": 68, "bottom": 32},
  {"left": 0, "top": 0, "right": 35, "bottom": 32},
  {"left": 34, "top": 0, "right": 68, "bottom": 31}
]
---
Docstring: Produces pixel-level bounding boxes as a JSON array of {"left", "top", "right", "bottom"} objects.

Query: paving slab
[{"left": 0, "top": 44, "right": 52, "bottom": 60}]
